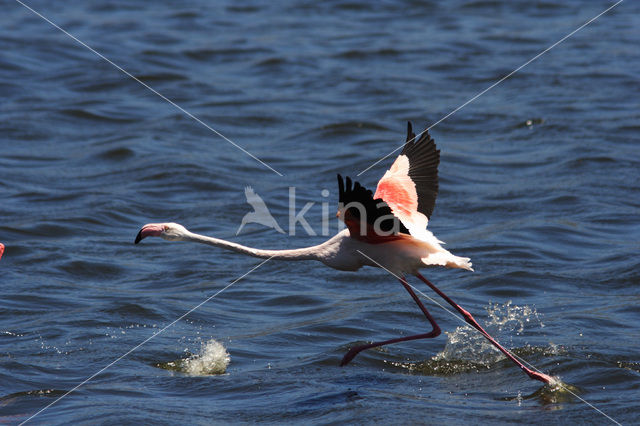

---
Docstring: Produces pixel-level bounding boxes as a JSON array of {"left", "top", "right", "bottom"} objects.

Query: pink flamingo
[
  {"left": 0, "top": 243, "right": 4, "bottom": 260},
  {"left": 135, "top": 122, "right": 554, "bottom": 384}
]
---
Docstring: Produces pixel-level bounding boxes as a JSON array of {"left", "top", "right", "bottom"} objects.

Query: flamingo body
[{"left": 318, "top": 229, "right": 471, "bottom": 273}]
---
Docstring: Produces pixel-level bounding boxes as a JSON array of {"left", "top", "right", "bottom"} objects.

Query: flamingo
[
  {"left": 135, "top": 122, "right": 554, "bottom": 385},
  {"left": 0, "top": 243, "right": 4, "bottom": 260}
]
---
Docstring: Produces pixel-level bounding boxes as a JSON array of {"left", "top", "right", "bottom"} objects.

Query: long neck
[{"left": 182, "top": 231, "right": 321, "bottom": 261}]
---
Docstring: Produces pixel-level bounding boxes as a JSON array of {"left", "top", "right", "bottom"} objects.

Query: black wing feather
[
  {"left": 337, "top": 174, "right": 408, "bottom": 235},
  {"left": 401, "top": 122, "right": 440, "bottom": 219}
]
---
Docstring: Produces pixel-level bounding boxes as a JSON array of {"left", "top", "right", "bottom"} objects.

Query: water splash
[
  {"left": 156, "top": 339, "right": 230, "bottom": 376},
  {"left": 502, "top": 380, "right": 581, "bottom": 405},
  {"left": 183, "top": 339, "right": 230, "bottom": 375},
  {"left": 395, "top": 302, "right": 549, "bottom": 376},
  {"left": 486, "top": 300, "right": 544, "bottom": 334},
  {"left": 428, "top": 301, "right": 580, "bottom": 403},
  {"left": 433, "top": 301, "right": 544, "bottom": 366}
]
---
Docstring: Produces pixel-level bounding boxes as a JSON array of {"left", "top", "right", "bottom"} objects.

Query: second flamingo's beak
[{"left": 134, "top": 223, "right": 166, "bottom": 244}]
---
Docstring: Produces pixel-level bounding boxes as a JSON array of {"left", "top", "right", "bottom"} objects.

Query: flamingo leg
[
  {"left": 340, "top": 276, "right": 441, "bottom": 366},
  {"left": 415, "top": 272, "right": 554, "bottom": 384}
]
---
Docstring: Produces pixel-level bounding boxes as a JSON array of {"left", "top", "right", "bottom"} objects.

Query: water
[{"left": 1, "top": 0, "right": 639, "bottom": 424}]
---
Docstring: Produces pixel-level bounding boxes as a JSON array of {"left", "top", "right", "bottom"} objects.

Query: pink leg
[
  {"left": 416, "top": 272, "right": 554, "bottom": 384},
  {"left": 341, "top": 277, "right": 441, "bottom": 366}
]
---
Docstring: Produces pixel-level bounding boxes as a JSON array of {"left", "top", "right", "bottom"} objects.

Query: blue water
[{"left": 2, "top": 1, "right": 639, "bottom": 424}]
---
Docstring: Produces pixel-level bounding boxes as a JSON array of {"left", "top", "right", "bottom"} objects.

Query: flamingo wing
[
  {"left": 337, "top": 174, "right": 408, "bottom": 242},
  {"left": 374, "top": 122, "right": 440, "bottom": 239}
]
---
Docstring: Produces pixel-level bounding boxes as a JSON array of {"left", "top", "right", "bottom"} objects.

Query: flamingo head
[{"left": 134, "top": 222, "right": 189, "bottom": 244}]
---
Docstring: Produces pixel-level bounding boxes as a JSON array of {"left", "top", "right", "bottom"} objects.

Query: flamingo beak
[{"left": 134, "top": 223, "right": 166, "bottom": 244}]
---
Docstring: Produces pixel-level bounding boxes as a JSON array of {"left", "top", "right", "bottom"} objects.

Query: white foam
[{"left": 182, "top": 339, "right": 230, "bottom": 375}]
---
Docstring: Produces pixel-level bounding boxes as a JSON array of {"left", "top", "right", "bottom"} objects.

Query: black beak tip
[{"left": 134, "top": 230, "right": 143, "bottom": 244}]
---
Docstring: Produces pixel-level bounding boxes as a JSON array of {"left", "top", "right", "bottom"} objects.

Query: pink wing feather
[{"left": 374, "top": 122, "right": 440, "bottom": 240}]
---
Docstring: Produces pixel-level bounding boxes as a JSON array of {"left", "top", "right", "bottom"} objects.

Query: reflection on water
[{"left": 516, "top": 381, "right": 582, "bottom": 406}]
